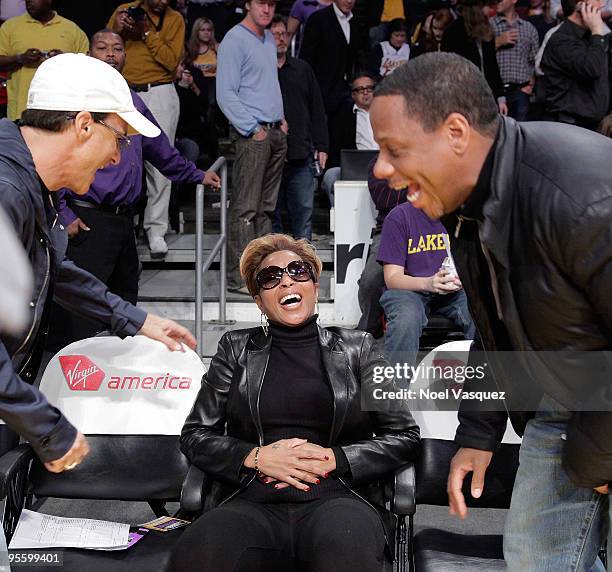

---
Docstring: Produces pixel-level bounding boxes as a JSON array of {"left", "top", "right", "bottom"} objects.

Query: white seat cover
[{"left": 39, "top": 336, "right": 204, "bottom": 435}]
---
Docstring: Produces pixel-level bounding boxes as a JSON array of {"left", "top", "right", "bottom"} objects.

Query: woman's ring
[{"left": 64, "top": 462, "right": 78, "bottom": 470}]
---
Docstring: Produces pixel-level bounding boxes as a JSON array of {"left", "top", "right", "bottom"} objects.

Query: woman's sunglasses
[{"left": 255, "top": 260, "right": 315, "bottom": 292}]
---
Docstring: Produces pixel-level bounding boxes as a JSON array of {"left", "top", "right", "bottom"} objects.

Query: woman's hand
[
  {"left": 257, "top": 442, "right": 338, "bottom": 490},
  {"left": 243, "top": 439, "right": 329, "bottom": 491},
  {"left": 292, "top": 442, "right": 336, "bottom": 475}
]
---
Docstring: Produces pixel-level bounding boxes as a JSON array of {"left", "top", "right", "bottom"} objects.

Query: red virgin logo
[{"left": 59, "top": 355, "right": 105, "bottom": 391}]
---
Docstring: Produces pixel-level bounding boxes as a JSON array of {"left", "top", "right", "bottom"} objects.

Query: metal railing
[{"left": 195, "top": 156, "right": 232, "bottom": 356}]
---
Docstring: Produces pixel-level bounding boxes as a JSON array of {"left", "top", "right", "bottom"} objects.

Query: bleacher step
[
  {"left": 139, "top": 269, "right": 334, "bottom": 303},
  {"left": 137, "top": 233, "right": 334, "bottom": 265}
]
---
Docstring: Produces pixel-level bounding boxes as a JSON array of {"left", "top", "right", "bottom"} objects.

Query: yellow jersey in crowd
[{"left": 0, "top": 11, "right": 88, "bottom": 120}]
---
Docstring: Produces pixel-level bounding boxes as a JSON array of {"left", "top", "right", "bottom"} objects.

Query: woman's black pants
[{"left": 169, "top": 496, "right": 388, "bottom": 572}]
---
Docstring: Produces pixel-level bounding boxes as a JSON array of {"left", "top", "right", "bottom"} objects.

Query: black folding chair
[
  {"left": 0, "top": 435, "right": 193, "bottom": 572},
  {"left": 411, "top": 438, "right": 519, "bottom": 571}
]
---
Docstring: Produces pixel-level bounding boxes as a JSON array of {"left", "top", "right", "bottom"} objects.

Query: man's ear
[
  {"left": 444, "top": 112, "right": 471, "bottom": 156},
  {"left": 72, "top": 111, "right": 95, "bottom": 142}
]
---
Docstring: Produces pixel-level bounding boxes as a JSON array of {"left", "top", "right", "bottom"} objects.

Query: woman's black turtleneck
[{"left": 239, "top": 315, "right": 350, "bottom": 503}]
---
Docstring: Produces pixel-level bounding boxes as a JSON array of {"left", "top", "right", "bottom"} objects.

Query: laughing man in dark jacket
[
  {"left": 0, "top": 53, "right": 196, "bottom": 475},
  {"left": 371, "top": 52, "right": 612, "bottom": 570}
]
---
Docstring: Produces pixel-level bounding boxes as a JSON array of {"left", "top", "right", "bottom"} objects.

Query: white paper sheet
[{"left": 9, "top": 510, "right": 130, "bottom": 550}]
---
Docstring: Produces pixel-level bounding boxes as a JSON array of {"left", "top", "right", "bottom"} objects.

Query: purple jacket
[{"left": 57, "top": 91, "right": 206, "bottom": 225}]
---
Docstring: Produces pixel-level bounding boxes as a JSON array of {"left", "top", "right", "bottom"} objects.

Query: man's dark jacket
[
  {"left": 180, "top": 326, "right": 420, "bottom": 550},
  {"left": 453, "top": 117, "right": 612, "bottom": 488},
  {"left": 541, "top": 20, "right": 610, "bottom": 125},
  {"left": 277, "top": 56, "right": 329, "bottom": 162},
  {"left": 300, "top": 5, "right": 359, "bottom": 115},
  {"left": 0, "top": 120, "right": 146, "bottom": 463},
  {"left": 328, "top": 101, "right": 357, "bottom": 168}
]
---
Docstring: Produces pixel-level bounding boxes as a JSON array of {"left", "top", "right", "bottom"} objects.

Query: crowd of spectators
[{"left": 0, "top": 0, "right": 611, "bottom": 358}]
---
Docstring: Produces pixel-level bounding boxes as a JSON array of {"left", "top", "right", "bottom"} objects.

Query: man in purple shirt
[
  {"left": 377, "top": 201, "right": 475, "bottom": 365},
  {"left": 50, "top": 29, "right": 220, "bottom": 348},
  {"left": 287, "top": 0, "right": 332, "bottom": 46}
]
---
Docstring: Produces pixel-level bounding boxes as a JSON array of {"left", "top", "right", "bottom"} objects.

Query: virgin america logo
[{"left": 58, "top": 355, "right": 105, "bottom": 391}]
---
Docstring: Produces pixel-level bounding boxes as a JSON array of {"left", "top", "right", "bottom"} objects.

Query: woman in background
[
  {"left": 184, "top": 17, "right": 220, "bottom": 154},
  {"left": 442, "top": 0, "right": 508, "bottom": 114},
  {"left": 412, "top": 8, "right": 453, "bottom": 56},
  {"left": 187, "top": 17, "right": 218, "bottom": 82}
]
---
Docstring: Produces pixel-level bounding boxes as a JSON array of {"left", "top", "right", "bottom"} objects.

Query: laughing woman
[{"left": 170, "top": 234, "right": 420, "bottom": 572}]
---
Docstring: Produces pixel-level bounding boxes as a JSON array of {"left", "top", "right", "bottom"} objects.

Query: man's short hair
[
  {"left": 561, "top": 0, "right": 578, "bottom": 17},
  {"left": 374, "top": 52, "right": 500, "bottom": 137},
  {"left": 20, "top": 110, "right": 109, "bottom": 133},
  {"left": 89, "top": 27, "right": 122, "bottom": 48},
  {"left": 351, "top": 70, "right": 378, "bottom": 86},
  {"left": 270, "top": 14, "right": 287, "bottom": 27}
]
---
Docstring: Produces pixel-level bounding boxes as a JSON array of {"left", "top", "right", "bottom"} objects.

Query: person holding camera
[
  {"left": 108, "top": 0, "right": 186, "bottom": 258},
  {"left": 0, "top": 0, "right": 88, "bottom": 120}
]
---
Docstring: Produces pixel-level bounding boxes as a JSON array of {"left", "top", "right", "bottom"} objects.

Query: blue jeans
[
  {"left": 505, "top": 85, "right": 530, "bottom": 122},
  {"left": 504, "top": 396, "right": 611, "bottom": 571},
  {"left": 379, "top": 288, "right": 475, "bottom": 366},
  {"left": 273, "top": 158, "right": 315, "bottom": 240},
  {"left": 321, "top": 166, "right": 340, "bottom": 207}
]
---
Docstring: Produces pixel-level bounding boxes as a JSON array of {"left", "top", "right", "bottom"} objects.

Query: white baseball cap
[{"left": 27, "top": 53, "right": 161, "bottom": 138}]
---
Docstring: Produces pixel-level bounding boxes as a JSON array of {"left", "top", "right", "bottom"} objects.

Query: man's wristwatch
[{"left": 251, "top": 125, "right": 263, "bottom": 138}]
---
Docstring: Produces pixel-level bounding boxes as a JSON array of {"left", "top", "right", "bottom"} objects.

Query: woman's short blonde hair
[{"left": 240, "top": 234, "right": 323, "bottom": 297}]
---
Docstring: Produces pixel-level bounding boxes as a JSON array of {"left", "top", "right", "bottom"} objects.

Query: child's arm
[
  {"left": 383, "top": 263, "right": 433, "bottom": 292},
  {"left": 384, "top": 264, "right": 461, "bottom": 294}
]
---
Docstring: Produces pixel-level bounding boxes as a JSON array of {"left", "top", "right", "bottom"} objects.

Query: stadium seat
[
  {"left": 1, "top": 438, "right": 190, "bottom": 572},
  {"left": 340, "top": 149, "right": 379, "bottom": 181},
  {"left": 0, "top": 336, "right": 206, "bottom": 572},
  {"left": 406, "top": 438, "right": 520, "bottom": 571}
]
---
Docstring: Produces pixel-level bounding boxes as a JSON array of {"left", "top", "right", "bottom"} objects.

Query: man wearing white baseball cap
[{"left": 0, "top": 52, "right": 196, "bottom": 474}]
